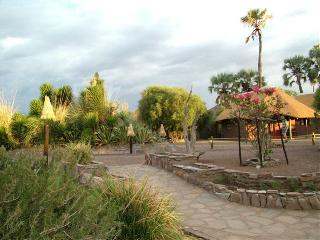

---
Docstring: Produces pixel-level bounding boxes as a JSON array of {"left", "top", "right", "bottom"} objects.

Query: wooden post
[
  {"left": 277, "top": 119, "right": 289, "bottom": 165},
  {"left": 255, "top": 119, "right": 263, "bottom": 167},
  {"left": 289, "top": 118, "right": 292, "bottom": 140},
  {"left": 306, "top": 119, "right": 309, "bottom": 136},
  {"left": 129, "top": 136, "right": 133, "bottom": 154},
  {"left": 237, "top": 117, "right": 242, "bottom": 166},
  {"left": 43, "top": 123, "right": 49, "bottom": 164}
]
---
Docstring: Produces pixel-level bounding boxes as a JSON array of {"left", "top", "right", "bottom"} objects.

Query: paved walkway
[{"left": 107, "top": 164, "right": 320, "bottom": 240}]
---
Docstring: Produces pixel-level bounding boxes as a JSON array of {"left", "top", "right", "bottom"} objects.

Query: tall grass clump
[
  {"left": 65, "top": 142, "right": 92, "bottom": 164},
  {"left": 0, "top": 149, "right": 121, "bottom": 239},
  {"left": 102, "top": 177, "right": 183, "bottom": 240},
  {"left": 0, "top": 94, "right": 15, "bottom": 132}
]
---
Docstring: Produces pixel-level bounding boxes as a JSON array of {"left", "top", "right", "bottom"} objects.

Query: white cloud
[
  {"left": 0, "top": 37, "right": 28, "bottom": 49},
  {"left": 0, "top": 0, "right": 319, "bottom": 112}
]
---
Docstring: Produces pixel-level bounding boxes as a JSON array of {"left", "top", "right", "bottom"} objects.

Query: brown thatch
[
  {"left": 215, "top": 88, "right": 315, "bottom": 121},
  {"left": 294, "top": 94, "right": 315, "bottom": 109}
]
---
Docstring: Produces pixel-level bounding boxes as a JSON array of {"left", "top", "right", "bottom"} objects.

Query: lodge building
[{"left": 211, "top": 89, "right": 318, "bottom": 139}]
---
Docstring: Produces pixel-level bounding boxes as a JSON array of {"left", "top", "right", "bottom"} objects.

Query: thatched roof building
[{"left": 215, "top": 88, "right": 315, "bottom": 122}]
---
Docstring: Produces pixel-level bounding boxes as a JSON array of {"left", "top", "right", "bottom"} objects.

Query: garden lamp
[
  {"left": 41, "top": 96, "right": 55, "bottom": 163},
  {"left": 127, "top": 123, "right": 135, "bottom": 154},
  {"left": 159, "top": 124, "right": 166, "bottom": 138}
]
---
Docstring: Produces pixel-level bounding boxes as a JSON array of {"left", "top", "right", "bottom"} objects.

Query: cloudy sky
[{"left": 0, "top": 0, "right": 319, "bottom": 112}]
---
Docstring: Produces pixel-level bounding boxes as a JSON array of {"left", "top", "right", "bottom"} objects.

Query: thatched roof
[
  {"left": 294, "top": 94, "right": 315, "bottom": 109},
  {"left": 215, "top": 88, "right": 315, "bottom": 121}
]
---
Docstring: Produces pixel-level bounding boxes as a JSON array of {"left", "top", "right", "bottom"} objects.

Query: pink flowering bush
[{"left": 224, "top": 87, "right": 285, "bottom": 164}]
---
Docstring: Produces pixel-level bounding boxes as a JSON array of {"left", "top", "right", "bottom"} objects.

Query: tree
[
  {"left": 79, "top": 72, "right": 109, "bottom": 122},
  {"left": 55, "top": 85, "right": 73, "bottom": 106},
  {"left": 208, "top": 73, "right": 237, "bottom": 104},
  {"left": 282, "top": 55, "right": 309, "bottom": 93},
  {"left": 29, "top": 99, "right": 43, "bottom": 117},
  {"left": 235, "top": 69, "right": 266, "bottom": 92},
  {"left": 39, "top": 83, "right": 55, "bottom": 103},
  {"left": 241, "top": 8, "right": 272, "bottom": 88},
  {"left": 313, "top": 87, "right": 320, "bottom": 111},
  {"left": 183, "top": 89, "right": 200, "bottom": 154},
  {"left": 308, "top": 44, "right": 320, "bottom": 91},
  {"left": 138, "top": 86, "right": 206, "bottom": 138}
]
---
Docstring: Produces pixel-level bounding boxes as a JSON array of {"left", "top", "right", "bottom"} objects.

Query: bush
[
  {"left": 65, "top": 142, "right": 92, "bottom": 165},
  {"left": 0, "top": 127, "right": 15, "bottom": 150},
  {"left": 0, "top": 150, "right": 121, "bottom": 239},
  {"left": 134, "top": 124, "right": 158, "bottom": 144},
  {"left": 0, "top": 148, "right": 184, "bottom": 240},
  {"left": 102, "top": 177, "right": 183, "bottom": 240}
]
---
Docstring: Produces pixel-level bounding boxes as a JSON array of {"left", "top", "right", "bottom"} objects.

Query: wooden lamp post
[
  {"left": 127, "top": 124, "right": 135, "bottom": 154},
  {"left": 40, "top": 96, "right": 55, "bottom": 164}
]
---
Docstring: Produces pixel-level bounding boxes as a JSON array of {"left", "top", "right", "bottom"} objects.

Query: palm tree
[
  {"left": 282, "top": 55, "right": 309, "bottom": 93},
  {"left": 241, "top": 9, "right": 272, "bottom": 88},
  {"left": 235, "top": 69, "right": 266, "bottom": 92},
  {"left": 208, "top": 73, "right": 237, "bottom": 104}
]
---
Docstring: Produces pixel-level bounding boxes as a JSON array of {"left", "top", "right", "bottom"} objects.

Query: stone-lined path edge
[{"left": 106, "top": 164, "right": 320, "bottom": 240}]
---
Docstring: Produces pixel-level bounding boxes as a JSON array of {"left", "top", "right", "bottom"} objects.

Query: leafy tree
[
  {"left": 235, "top": 69, "right": 266, "bottom": 92},
  {"left": 241, "top": 8, "right": 272, "bottom": 87},
  {"left": 208, "top": 73, "right": 237, "bottom": 104},
  {"left": 313, "top": 87, "right": 320, "bottom": 111},
  {"left": 282, "top": 55, "right": 309, "bottom": 93},
  {"left": 138, "top": 86, "right": 206, "bottom": 136},
  {"left": 308, "top": 44, "right": 320, "bottom": 91}
]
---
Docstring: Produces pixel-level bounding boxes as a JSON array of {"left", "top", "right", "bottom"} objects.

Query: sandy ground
[{"left": 95, "top": 139, "right": 320, "bottom": 176}]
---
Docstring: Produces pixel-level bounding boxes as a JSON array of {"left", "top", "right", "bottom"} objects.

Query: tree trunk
[
  {"left": 190, "top": 112, "right": 200, "bottom": 154},
  {"left": 183, "top": 90, "right": 192, "bottom": 153},
  {"left": 258, "top": 32, "right": 263, "bottom": 88},
  {"left": 297, "top": 75, "right": 304, "bottom": 93}
]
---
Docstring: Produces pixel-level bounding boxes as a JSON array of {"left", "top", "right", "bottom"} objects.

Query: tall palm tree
[
  {"left": 282, "top": 55, "right": 309, "bottom": 93},
  {"left": 241, "top": 9, "right": 272, "bottom": 88},
  {"left": 235, "top": 69, "right": 266, "bottom": 92},
  {"left": 208, "top": 73, "right": 237, "bottom": 104}
]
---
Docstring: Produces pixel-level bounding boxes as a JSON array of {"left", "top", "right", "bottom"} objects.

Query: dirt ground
[{"left": 95, "top": 139, "right": 320, "bottom": 176}]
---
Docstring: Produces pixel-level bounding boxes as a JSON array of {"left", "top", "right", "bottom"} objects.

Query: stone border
[{"left": 145, "top": 153, "right": 320, "bottom": 210}]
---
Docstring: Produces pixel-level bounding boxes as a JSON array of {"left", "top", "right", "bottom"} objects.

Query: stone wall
[{"left": 146, "top": 153, "right": 320, "bottom": 210}]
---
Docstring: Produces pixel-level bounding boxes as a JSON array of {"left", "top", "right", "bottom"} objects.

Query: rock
[
  {"left": 267, "top": 189, "right": 279, "bottom": 194},
  {"left": 298, "top": 198, "right": 312, "bottom": 210},
  {"left": 202, "top": 181, "right": 214, "bottom": 191},
  {"left": 285, "top": 198, "right": 301, "bottom": 210},
  {"left": 275, "top": 197, "right": 283, "bottom": 208},
  {"left": 251, "top": 194, "right": 261, "bottom": 207},
  {"left": 308, "top": 195, "right": 320, "bottom": 210},
  {"left": 79, "top": 173, "right": 92, "bottom": 184},
  {"left": 241, "top": 192, "right": 250, "bottom": 206},
  {"left": 286, "top": 192, "right": 301, "bottom": 197},
  {"left": 259, "top": 194, "right": 267, "bottom": 208},
  {"left": 230, "top": 192, "right": 241, "bottom": 203},
  {"left": 266, "top": 195, "right": 275, "bottom": 208}
]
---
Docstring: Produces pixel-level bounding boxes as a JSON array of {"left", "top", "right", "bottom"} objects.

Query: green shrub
[
  {"left": 96, "top": 125, "right": 115, "bottom": 145},
  {"left": 0, "top": 127, "right": 15, "bottom": 150},
  {"left": 288, "top": 177, "right": 300, "bottom": 192},
  {"left": 29, "top": 99, "right": 43, "bottom": 117},
  {"left": 0, "top": 150, "right": 121, "bottom": 239},
  {"left": 102, "top": 177, "right": 183, "bottom": 240},
  {"left": 134, "top": 124, "right": 158, "bottom": 144},
  {"left": 65, "top": 142, "right": 92, "bottom": 165}
]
